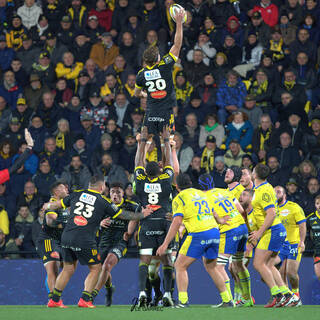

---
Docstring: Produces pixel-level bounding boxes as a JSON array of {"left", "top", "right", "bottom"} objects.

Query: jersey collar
[
  {"left": 254, "top": 181, "right": 268, "bottom": 190},
  {"left": 248, "top": 208, "right": 253, "bottom": 215},
  {"left": 88, "top": 189, "right": 101, "bottom": 194},
  {"left": 116, "top": 198, "right": 124, "bottom": 207},
  {"left": 228, "top": 183, "right": 240, "bottom": 191},
  {"left": 279, "top": 200, "right": 288, "bottom": 208}
]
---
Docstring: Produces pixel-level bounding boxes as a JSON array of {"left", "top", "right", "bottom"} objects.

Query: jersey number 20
[
  {"left": 146, "top": 79, "right": 166, "bottom": 92},
  {"left": 74, "top": 201, "right": 94, "bottom": 218}
]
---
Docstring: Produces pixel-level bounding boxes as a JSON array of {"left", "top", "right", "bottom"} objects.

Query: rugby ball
[{"left": 169, "top": 4, "right": 187, "bottom": 23}]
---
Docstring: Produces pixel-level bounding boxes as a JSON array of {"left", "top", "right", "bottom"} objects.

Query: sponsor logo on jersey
[
  {"left": 146, "top": 230, "right": 164, "bottom": 236},
  {"left": 144, "top": 183, "right": 162, "bottom": 193},
  {"left": 150, "top": 90, "right": 167, "bottom": 99},
  {"left": 80, "top": 193, "right": 97, "bottom": 205},
  {"left": 144, "top": 69, "right": 161, "bottom": 81},
  {"left": 74, "top": 215, "right": 88, "bottom": 226},
  {"left": 280, "top": 209, "right": 289, "bottom": 216},
  {"left": 50, "top": 251, "right": 60, "bottom": 259},
  {"left": 148, "top": 116, "right": 165, "bottom": 122}
]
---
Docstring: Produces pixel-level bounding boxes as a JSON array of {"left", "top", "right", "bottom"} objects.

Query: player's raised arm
[
  {"left": 169, "top": 8, "right": 185, "bottom": 58},
  {"left": 162, "top": 126, "right": 173, "bottom": 169},
  {"left": 135, "top": 126, "right": 148, "bottom": 168}
]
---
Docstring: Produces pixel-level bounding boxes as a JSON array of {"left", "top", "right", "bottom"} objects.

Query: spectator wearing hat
[
  {"left": 174, "top": 70, "right": 193, "bottom": 109},
  {"left": 109, "top": 92, "right": 134, "bottom": 128},
  {"left": 71, "top": 31, "right": 91, "bottom": 63},
  {"left": 122, "top": 106, "right": 143, "bottom": 138},
  {"left": 239, "top": 94, "right": 263, "bottom": 129},
  {"left": 267, "top": 131, "right": 301, "bottom": 174},
  {"left": 233, "top": 31, "right": 263, "bottom": 78},
  {"left": 119, "top": 133, "right": 137, "bottom": 174},
  {"left": 0, "top": 35, "right": 15, "bottom": 72},
  {"left": 216, "top": 70, "right": 247, "bottom": 124},
  {"left": 42, "top": 0, "right": 64, "bottom": 27},
  {"left": 119, "top": 32, "right": 139, "bottom": 72},
  {"left": 2, "top": 116, "right": 24, "bottom": 146},
  {"left": 221, "top": 15, "right": 244, "bottom": 47},
  {"left": 5, "top": 14, "right": 27, "bottom": 51},
  {"left": 286, "top": 177, "right": 303, "bottom": 204},
  {"left": 24, "top": 74, "right": 50, "bottom": 110},
  {"left": 89, "top": 0, "right": 112, "bottom": 32},
  {"left": 224, "top": 111, "right": 253, "bottom": 152},
  {"left": 199, "top": 113, "right": 225, "bottom": 148},
  {"left": 63, "top": 95, "right": 82, "bottom": 132},
  {"left": 210, "top": 155, "right": 227, "bottom": 188},
  {"left": 28, "top": 115, "right": 49, "bottom": 154},
  {"left": 224, "top": 139, "right": 246, "bottom": 167},
  {"left": 69, "top": 133, "right": 91, "bottom": 168},
  {"left": 278, "top": 10, "right": 298, "bottom": 46},
  {"left": 291, "top": 160, "right": 318, "bottom": 193},
  {"left": 252, "top": 0, "right": 279, "bottom": 27},
  {"left": 17, "top": 0, "right": 43, "bottom": 30},
  {"left": 0, "top": 70, "right": 22, "bottom": 110},
  {"left": 267, "top": 155, "right": 290, "bottom": 187},
  {"left": 73, "top": 70, "right": 90, "bottom": 103},
  {"left": 280, "top": 0, "right": 304, "bottom": 26},
  {"left": 0, "top": 96, "right": 11, "bottom": 134},
  {"left": 210, "top": 0, "right": 237, "bottom": 28},
  {"left": 79, "top": 111, "right": 101, "bottom": 152},
  {"left": 43, "top": 32, "right": 68, "bottom": 66},
  {"left": 53, "top": 78, "right": 73, "bottom": 108},
  {"left": 90, "top": 31, "right": 119, "bottom": 70},
  {"left": 67, "top": 0, "right": 88, "bottom": 31},
  {"left": 16, "top": 34, "right": 41, "bottom": 74},
  {"left": 10, "top": 58, "right": 28, "bottom": 88},
  {"left": 186, "top": 32, "right": 216, "bottom": 67},
  {"left": 256, "top": 51, "right": 281, "bottom": 87},
  {"left": 31, "top": 51, "right": 55, "bottom": 88},
  {"left": 109, "top": 0, "right": 131, "bottom": 39},
  {"left": 301, "top": 118, "right": 320, "bottom": 167},
  {"left": 211, "top": 52, "right": 229, "bottom": 86},
  {"left": 244, "top": 11, "right": 271, "bottom": 48},
  {"left": 216, "top": 34, "right": 242, "bottom": 68},
  {"left": 197, "top": 72, "right": 218, "bottom": 111},
  {"left": 29, "top": 14, "right": 50, "bottom": 47},
  {"left": 173, "top": 132, "right": 194, "bottom": 173},
  {"left": 85, "top": 14, "right": 105, "bottom": 43},
  {"left": 186, "top": 156, "right": 207, "bottom": 189},
  {"left": 11, "top": 98, "right": 33, "bottom": 129},
  {"left": 198, "top": 135, "right": 224, "bottom": 173}
]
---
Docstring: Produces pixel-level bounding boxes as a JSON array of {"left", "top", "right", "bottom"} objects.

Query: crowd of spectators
[{"left": 0, "top": 0, "right": 319, "bottom": 257}]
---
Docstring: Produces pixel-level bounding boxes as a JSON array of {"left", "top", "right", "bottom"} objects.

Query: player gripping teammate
[
  {"left": 274, "top": 186, "right": 305, "bottom": 305},
  {"left": 198, "top": 174, "right": 252, "bottom": 307},
  {"left": 91, "top": 182, "right": 140, "bottom": 306},
  {"left": 36, "top": 181, "right": 69, "bottom": 301},
  {"left": 249, "top": 164, "right": 298, "bottom": 307},
  {"left": 157, "top": 173, "right": 233, "bottom": 308},
  {"left": 134, "top": 8, "right": 185, "bottom": 136},
  {"left": 44, "top": 175, "right": 152, "bottom": 308},
  {"left": 307, "top": 195, "right": 320, "bottom": 282}
]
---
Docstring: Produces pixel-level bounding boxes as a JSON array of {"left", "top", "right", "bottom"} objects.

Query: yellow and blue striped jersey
[{"left": 228, "top": 183, "right": 245, "bottom": 201}]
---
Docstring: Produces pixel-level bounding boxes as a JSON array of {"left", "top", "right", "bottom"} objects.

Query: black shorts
[
  {"left": 143, "top": 110, "right": 175, "bottom": 135},
  {"left": 61, "top": 246, "right": 101, "bottom": 265},
  {"left": 138, "top": 219, "right": 173, "bottom": 255},
  {"left": 37, "top": 238, "right": 62, "bottom": 264},
  {"left": 99, "top": 239, "right": 128, "bottom": 262}
]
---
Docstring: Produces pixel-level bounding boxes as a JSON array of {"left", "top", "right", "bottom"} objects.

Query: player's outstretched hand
[
  {"left": 141, "top": 126, "right": 148, "bottom": 141},
  {"left": 24, "top": 128, "right": 34, "bottom": 148},
  {"left": 175, "top": 8, "right": 185, "bottom": 24},
  {"left": 156, "top": 243, "right": 168, "bottom": 256},
  {"left": 298, "top": 240, "right": 305, "bottom": 253},
  {"left": 142, "top": 206, "right": 153, "bottom": 218},
  {"left": 248, "top": 230, "right": 261, "bottom": 243},
  {"left": 100, "top": 217, "right": 111, "bottom": 228}
]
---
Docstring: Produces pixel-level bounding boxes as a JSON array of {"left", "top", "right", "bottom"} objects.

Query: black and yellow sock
[
  {"left": 92, "top": 289, "right": 99, "bottom": 299},
  {"left": 163, "top": 266, "right": 173, "bottom": 293},
  {"left": 52, "top": 288, "right": 62, "bottom": 302},
  {"left": 81, "top": 291, "right": 92, "bottom": 302},
  {"left": 139, "top": 263, "right": 149, "bottom": 292},
  {"left": 171, "top": 278, "right": 175, "bottom": 295},
  {"left": 150, "top": 276, "right": 162, "bottom": 296},
  {"left": 48, "top": 292, "right": 53, "bottom": 299}
]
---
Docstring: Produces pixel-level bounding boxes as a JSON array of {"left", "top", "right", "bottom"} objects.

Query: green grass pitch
[{"left": 1, "top": 305, "right": 319, "bottom": 320}]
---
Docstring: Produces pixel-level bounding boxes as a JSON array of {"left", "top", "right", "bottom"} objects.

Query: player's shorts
[
  {"left": 143, "top": 110, "right": 175, "bottom": 135},
  {"left": 219, "top": 224, "right": 248, "bottom": 255},
  {"left": 61, "top": 246, "right": 101, "bottom": 265},
  {"left": 37, "top": 238, "right": 62, "bottom": 264},
  {"left": 179, "top": 228, "right": 220, "bottom": 260},
  {"left": 279, "top": 241, "right": 302, "bottom": 262},
  {"left": 99, "top": 239, "right": 128, "bottom": 262},
  {"left": 138, "top": 219, "right": 173, "bottom": 255},
  {"left": 256, "top": 223, "right": 286, "bottom": 252}
]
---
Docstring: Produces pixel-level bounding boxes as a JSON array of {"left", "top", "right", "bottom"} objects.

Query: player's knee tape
[
  {"left": 148, "top": 259, "right": 160, "bottom": 280},
  {"left": 217, "top": 255, "right": 230, "bottom": 266},
  {"left": 232, "top": 252, "right": 244, "bottom": 263}
]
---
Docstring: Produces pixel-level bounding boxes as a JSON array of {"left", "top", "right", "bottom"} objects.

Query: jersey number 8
[
  {"left": 74, "top": 201, "right": 94, "bottom": 218},
  {"left": 145, "top": 79, "right": 166, "bottom": 92},
  {"left": 148, "top": 193, "right": 159, "bottom": 204}
]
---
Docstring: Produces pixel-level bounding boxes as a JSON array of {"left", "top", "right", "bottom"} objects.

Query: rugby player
[
  {"left": 225, "top": 166, "right": 245, "bottom": 201},
  {"left": 132, "top": 126, "right": 175, "bottom": 307},
  {"left": 134, "top": 8, "right": 185, "bottom": 136},
  {"left": 307, "top": 195, "right": 320, "bottom": 281},
  {"left": 249, "top": 164, "right": 297, "bottom": 307},
  {"left": 198, "top": 174, "right": 252, "bottom": 307},
  {"left": 37, "top": 181, "right": 69, "bottom": 301},
  {"left": 91, "top": 182, "right": 140, "bottom": 306},
  {"left": 274, "top": 186, "right": 305, "bottom": 304},
  {"left": 240, "top": 167, "right": 254, "bottom": 190},
  {"left": 156, "top": 173, "right": 233, "bottom": 308},
  {"left": 44, "top": 175, "right": 152, "bottom": 308}
]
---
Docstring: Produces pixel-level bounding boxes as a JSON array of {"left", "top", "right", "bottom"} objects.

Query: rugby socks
[
  {"left": 171, "top": 278, "right": 175, "bottom": 295},
  {"left": 81, "top": 291, "right": 92, "bottom": 302},
  {"left": 178, "top": 292, "right": 188, "bottom": 304},
  {"left": 52, "top": 288, "right": 62, "bottom": 302},
  {"left": 139, "top": 263, "right": 149, "bottom": 291},
  {"left": 233, "top": 282, "right": 241, "bottom": 301},
  {"left": 220, "top": 290, "right": 230, "bottom": 303},
  {"left": 163, "top": 266, "right": 173, "bottom": 293},
  {"left": 150, "top": 276, "right": 162, "bottom": 296},
  {"left": 279, "top": 285, "right": 290, "bottom": 295},
  {"left": 292, "top": 288, "right": 299, "bottom": 296},
  {"left": 270, "top": 286, "right": 281, "bottom": 296},
  {"left": 91, "top": 289, "right": 99, "bottom": 299},
  {"left": 48, "top": 292, "right": 53, "bottom": 299},
  {"left": 225, "top": 280, "right": 233, "bottom": 300},
  {"left": 238, "top": 270, "right": 251, "bottom": 300}
]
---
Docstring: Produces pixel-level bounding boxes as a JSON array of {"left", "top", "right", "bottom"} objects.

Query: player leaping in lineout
[{"left": 134, "top": 7, "right": 185, "bottom": 137}]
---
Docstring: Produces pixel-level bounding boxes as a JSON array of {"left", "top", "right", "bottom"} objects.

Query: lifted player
[
  {"left": 307, "top": 195, "right": 320, "bottom": 282},
  {"left": 92, "top": 182, "right": 140, "bottom": 306},
  {"left": 36, "top": 181, "right": 69, "bottom": 301},
  {"left": 274, "top": 186, "right": 305, "bottom": 304},
  {"left": 44, "top": 175, "right": 152, "bottom": 308},
  {"left": 134, "top": 8, "right": 185, "bottom": 136}
]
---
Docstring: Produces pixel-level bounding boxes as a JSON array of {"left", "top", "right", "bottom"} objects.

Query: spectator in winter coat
[
  {"left": 0, "top": 96, "right": 11, "bottom": 134},
  {"left": 0, "top": 35, "right": 15, "bottom": 72},
  {"left": 239, "top": 94, "right": 263, "bottom": 129},
  {"left": 224, "top": 139, "right": 246, "bottom": 167},
  {"left": 173, "top": 132, "right": 194, "bottom": 173},
  {"left": 252, "top": 0, "right": 279, "bottom": 27},
  {"left": 28, "top": 115, "right": 49, "bottom": 154},
  {"left": 199, "top": 114, "right": 225, "bottom": 148},
  {"left": 0, "top": 70, "right": 22, "bottom": 109},
  {"left": 79, "top": 112, "right": 101, "bottom": 153},
  {"left": 89, "top": 0, "right": 112, "bottom": 31},
  {"left": 17, "top": 0, "right": 42, "bottom": 30}
]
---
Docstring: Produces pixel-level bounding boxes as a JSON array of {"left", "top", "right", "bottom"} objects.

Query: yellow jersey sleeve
[
  {"left": 294, "top": 205, "right": 306, "bottom": 225},
  {"left": 172, "top": 195, "right": 185, "bottom": 218}
]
